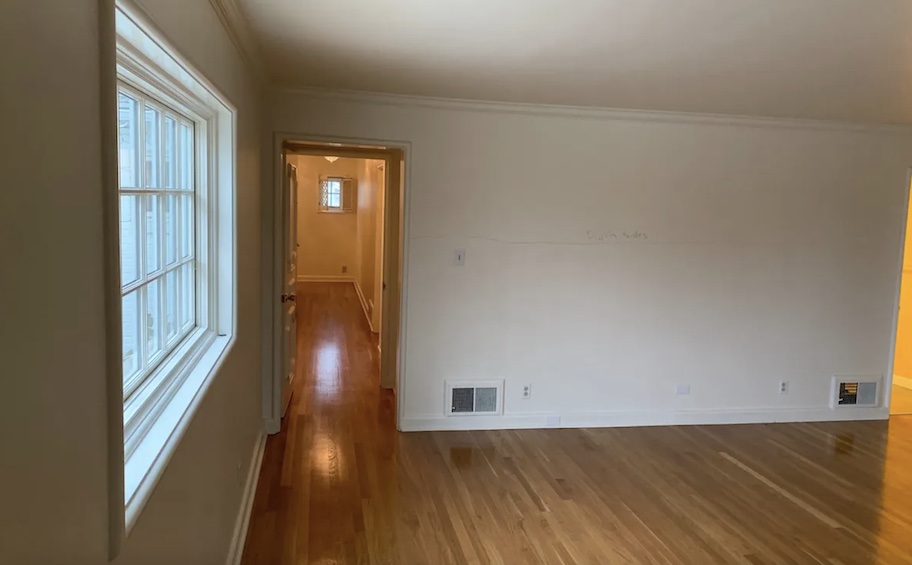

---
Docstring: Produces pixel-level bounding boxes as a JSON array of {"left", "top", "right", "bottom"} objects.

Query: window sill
[{"left": 123, "top": 332, "right": 233, "bottom": 532}]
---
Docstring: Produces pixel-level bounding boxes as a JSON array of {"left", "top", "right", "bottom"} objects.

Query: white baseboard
[
  {"left": 225, "top": 431, "right": 267, "bottom": 565},
  {"left": 399, "top": 406, "right": 889, "bottom": 432},
  {"left": 893, "top": 375, "right": 912, "bottom": 391},
  {"left": 353, "top": 281, "right": 375, "bottom": 332},
  {"left": 296, "top": 275, "right": 355, "bottom": 283}
]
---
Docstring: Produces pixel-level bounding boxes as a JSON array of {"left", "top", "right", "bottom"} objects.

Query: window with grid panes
[
  {"left": 114, "top": 2, "right": 236, "bottom": 535},
  {"left": 322, "top": 177, "right": 342, "bottom": 209},
  {"left": 117, "top": 84, "right": 196, "bottom": 398}
]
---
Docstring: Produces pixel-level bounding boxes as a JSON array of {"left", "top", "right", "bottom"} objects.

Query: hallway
[
  {"left": 241, "top": 283, "right": 912, "bottom": 564},
  {"left": 242, "top": 282, "right": 393, "bottom": 564}
]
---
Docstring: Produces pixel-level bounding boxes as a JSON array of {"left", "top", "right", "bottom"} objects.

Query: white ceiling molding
[
  {"left": 274, "top": 86, "right": 912, "bottom": 135},
  {"left": 208, "top": 0, "right": 269, "bottom": 84},
  {"left": 237, "top": 1, "right": 912, "bottom": 123}
]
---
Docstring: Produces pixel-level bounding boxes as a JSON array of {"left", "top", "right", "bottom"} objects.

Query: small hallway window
[{"left": 320, "top": 176, "right": 356, "bottom": 212}]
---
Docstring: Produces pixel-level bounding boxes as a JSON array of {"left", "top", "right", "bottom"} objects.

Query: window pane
[
  {"left": 180, "top": 194, "right": 193, "bottom": 259},
  {"left": 146, "top": 279, "right": 162, "bottom": 360},
  {"left": 180, "top": 263, "right": 195, "bottom": 329},
  {"left": 164, "top": 195, "right": 177, "bottom": 266},
  {"left": 120, "top": 195, "right": 140, "bottom": 286},
  {"left": 144, "top": 195, "right": 161, "bottom": 274},
  {"left": 164, "top": 270, "right": 178, "bottom": 344},
  {"left": 122, "top": 290, "right": 141, "bottom": 385},
  {"left": 118, "top": 92, "right": 139, "bottom": 188},
  {"left": 329, "top": 193, "right": 341, "bottom": 208},
  {"left": 144, "top": 105, "right": 160, "bottom": 188},
  {"left": 164, "top": 115, "right": 177, "bottom": 189},
  {"left": 320, "top": 183, "right": 329, "bottom": 207},
  {"left": 179, "top": 123, "right": 193, "bottom": 190}
]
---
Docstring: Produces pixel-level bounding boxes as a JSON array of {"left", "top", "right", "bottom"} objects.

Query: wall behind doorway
[
  {"left": 290, "top": 155, "right": 360, "bottom": 280},
  {"left": 355, "top": 159, "right": 385, "bottom": 332},
  {"left": 894, "top": 193, "right": 912, "bottom": 384}
]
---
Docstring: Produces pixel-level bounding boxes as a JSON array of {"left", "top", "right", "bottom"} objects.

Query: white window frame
[
  {"left": 322, "top": 176, "right": 344, "bottom": 210},
  {"left": 114, "top": 3, "right": 236, "bottom": 533},
  {"left": 117, "top": 82, "right": 199, "bottom": 400},
  {"left": 319, "top": 176, "right": 355, "bottom": 213}
]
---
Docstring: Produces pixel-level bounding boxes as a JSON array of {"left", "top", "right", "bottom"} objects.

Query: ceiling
[{"left": 236, "top": 0, "right": 912, "bottom": 123}]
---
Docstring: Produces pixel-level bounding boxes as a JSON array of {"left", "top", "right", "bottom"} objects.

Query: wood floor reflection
[{"left": 241, "top": 283, "right": 912, "bottom": 564}]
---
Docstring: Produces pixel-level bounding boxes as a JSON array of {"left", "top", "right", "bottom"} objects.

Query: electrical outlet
[
  {"left": 779, "top": 380, "right": 789, "bottom": 394},
  {"left": 676, "top": 384, "right": 691, "bottom": 395},
  {"left": 454, "top": 248, "right": 466, "bottom": 266},
  {"left": 521, "top": 384, "right": 532, "bottom": 399},
  {"left": 341, "top": 265, "right": 348, "bottom": 273}
]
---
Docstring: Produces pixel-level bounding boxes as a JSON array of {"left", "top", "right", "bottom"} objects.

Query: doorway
[
  {"left": 892, "top": 175, "right": 912, "bottom": 415},
  {"left": 263, "top": 136, "right": 407, "bottom": 434}
]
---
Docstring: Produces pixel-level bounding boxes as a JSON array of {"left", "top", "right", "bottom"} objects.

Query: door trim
[{"left": 262, "top": 132, "right": 411, "bottom": 433}]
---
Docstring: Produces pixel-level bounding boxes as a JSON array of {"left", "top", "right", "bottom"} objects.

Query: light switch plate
[{"left": 454, "top": 248, "right": 466, "bottom": 266}]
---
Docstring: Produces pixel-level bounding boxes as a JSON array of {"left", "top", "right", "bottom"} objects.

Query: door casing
[{"left": 262, "top": 133, "right": 411, "bottom": 433}]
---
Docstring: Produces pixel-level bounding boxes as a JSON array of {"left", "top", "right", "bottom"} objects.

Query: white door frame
[
  {"left": 262, "top": 131, "right": 412, "bottom": 433},
  {"left": 885, "top": 169, "right": 912, "bottom": 413}
]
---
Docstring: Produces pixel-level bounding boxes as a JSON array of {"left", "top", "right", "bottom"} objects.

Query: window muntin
[{"left": 117, "top": 84, "right": 196, "bottom": 399}]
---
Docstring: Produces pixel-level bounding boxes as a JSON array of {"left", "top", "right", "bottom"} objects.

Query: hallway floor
[
  {"left": 890, "top": 383, "right": 912, "bottom": 415},
  {"left": 241, "top": 283, "right": 912, "bottom": 564}
]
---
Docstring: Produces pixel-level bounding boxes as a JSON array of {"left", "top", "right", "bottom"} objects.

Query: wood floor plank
[{"left": 241, "top": 282, "right": 912, "bottom": 564}]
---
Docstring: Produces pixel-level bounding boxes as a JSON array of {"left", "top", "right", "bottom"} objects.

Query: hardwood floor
[
  {"left": 242, "top": 282, "right": 912, "bottom": 564},
  {"left": 890, "top": 384, "right": 912, "bottom": 415}
]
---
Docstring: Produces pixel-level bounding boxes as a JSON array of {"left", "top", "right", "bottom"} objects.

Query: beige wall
[
  {"left": 372, "top": 162, "right": 386, "bottom": 332},
  {"left": 894, "top": 196, "right": 912, "bottom": 380},
  {"left": 0, "top": 0, "right": 264, "bottom": 563},
  {"left": 355, "top": 159, "right": 385, "bottom": 330},
  {"left": 291, "top": 155, "right": 359, "bottom": 280},
  {"left": 271, "top": 90, "right": 912, "bottom": 429}
]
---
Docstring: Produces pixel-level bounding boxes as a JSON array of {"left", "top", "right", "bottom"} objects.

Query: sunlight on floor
[
  {"left": 890, "top": 384, "right": 912, "bottom": 415},
  {"left": 315, "top": 341, "right": 342, "bottom": 400}
]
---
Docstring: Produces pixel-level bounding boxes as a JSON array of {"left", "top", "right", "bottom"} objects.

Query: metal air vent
[
  {"left": 831, "top": 376, "right": 881, "bottom": 408},
  {"left": 445, "top": 380, "right": 504, "bottom": 416}
]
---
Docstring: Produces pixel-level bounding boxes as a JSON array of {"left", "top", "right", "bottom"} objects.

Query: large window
[
  {"left": 113, "top": 2, "right": 236, "bottom": 533},
  {"left": 118, "top": 84, "right": 197, "bottom": 398}
]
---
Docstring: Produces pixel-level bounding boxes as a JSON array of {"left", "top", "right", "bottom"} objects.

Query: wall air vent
[
  {"left": 445, "top": 380, "right": 504, "bottom": 416},
  {"left": 830, "top": 376, "right": 881, "bottom": 409}
]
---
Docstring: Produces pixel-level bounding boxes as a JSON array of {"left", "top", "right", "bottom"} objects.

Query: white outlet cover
[
  {"left": 522, "top": 384, "right": 532, "bottom": 399},
  {"left": 546, "top": 415, "right": 561, "bottom": 427},
  {"left": 676, "top": 384, "right": 691, "bottom": 395}
]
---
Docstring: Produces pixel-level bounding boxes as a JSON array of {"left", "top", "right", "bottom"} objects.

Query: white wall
[
  {"left": 270, "top": 90, "right": 912, "bottom": 430},
  {"left": 291, "top": 155, "right": 359, "bottom": 279},
  {"left": 0, "top": 0, "right": 263, "bottom": 562}
]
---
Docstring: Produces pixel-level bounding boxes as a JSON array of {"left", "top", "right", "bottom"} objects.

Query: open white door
[{"left": 280, "top": 162, "right": 298, "bottom": 416}]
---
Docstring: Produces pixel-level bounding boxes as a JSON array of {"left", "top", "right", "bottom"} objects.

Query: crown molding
[
  {"left": 208, "top": 0, "right": 269, "bottom": 85},
  {"left": 273, "top": 86, "right": 912, "bottom": 134}
]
